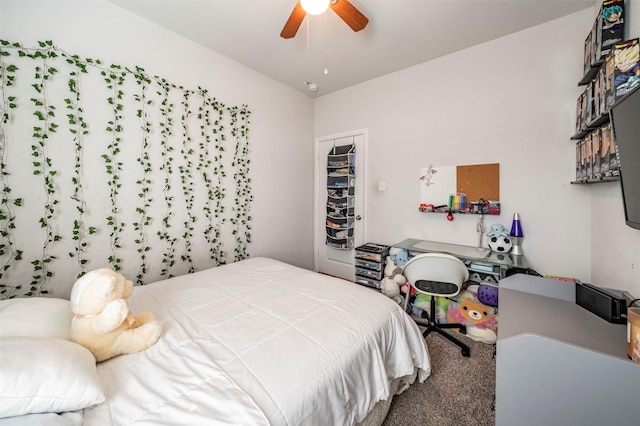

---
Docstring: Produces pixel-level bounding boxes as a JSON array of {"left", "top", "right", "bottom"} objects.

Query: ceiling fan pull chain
[
  {"left": 324, "top": 12, "right": 329, "bottom": 75},
  {"left": 306, "top": 17, "right": 310, "bottom": 82}
]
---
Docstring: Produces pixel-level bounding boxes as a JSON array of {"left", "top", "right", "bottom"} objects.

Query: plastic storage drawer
[
  {"left": 355, "top": 250, "right": 384, "bottom": 262},
  {"left": 355, "top": 258, "right": 383, "bottom": 271},
  {"left": 355, "top": 243, "right": 389, "bottom": 262},
  {"left": 355, "top": 276, "right": 381, "bottom": 289},
  {"left": 355, "top": 267, "right": 383, "bottom": 280}
]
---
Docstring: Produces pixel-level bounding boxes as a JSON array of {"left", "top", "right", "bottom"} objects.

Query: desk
[
  {"left": 496, "top": 274, "right": 640, "bottom": 425},
  {"left": 393, "top": 238, "right": 527, "bottom": 281}
]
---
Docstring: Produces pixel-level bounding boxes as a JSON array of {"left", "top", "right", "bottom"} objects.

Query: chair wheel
[{"left": 461, "top": 347, "right": 470, "bottom": 357}]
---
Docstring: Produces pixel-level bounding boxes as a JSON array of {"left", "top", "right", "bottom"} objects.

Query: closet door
[{"left": 314, "top": 131, "right": 366, "bottom": 281}]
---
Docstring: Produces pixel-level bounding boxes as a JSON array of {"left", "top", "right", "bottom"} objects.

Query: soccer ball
[
  {"left": 488, "top": 235, "right": 513, "bottom": 253},
  {"left": 486, "top": 251, "right": 511, "bottom": 264}
]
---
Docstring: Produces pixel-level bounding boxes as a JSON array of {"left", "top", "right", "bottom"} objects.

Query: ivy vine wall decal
[{"left": 0, "top": 40, "right": 252, "bottom": 298}]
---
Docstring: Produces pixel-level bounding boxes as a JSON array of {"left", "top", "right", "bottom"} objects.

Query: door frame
[{"left": 313, "top": 129, "right": 368, "bottom": 273}]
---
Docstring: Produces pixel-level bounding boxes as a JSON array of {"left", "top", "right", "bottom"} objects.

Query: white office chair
[{"left": 402, "top": 252, "right": 471, "bottom": 357}]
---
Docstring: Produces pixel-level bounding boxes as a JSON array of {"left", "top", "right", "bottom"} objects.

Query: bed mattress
[{"left": 82, "top": 257, "right": 430, "bottom": 425}]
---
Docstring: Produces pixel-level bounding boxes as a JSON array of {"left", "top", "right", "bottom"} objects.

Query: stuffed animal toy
[
  {"left": 388, "top": 247, "right": 408, "bottom": 267},
  {"left": 70, "top": 268, "right": 162, "bottom": 362},
  {"left": 380, "top": 276, "right": 400, "bottom": 297},
  {"left": 380, "top": 256, "right": 406, "bottom": 297},
  {"left": 400, "top": 283, "right": 415, "bottom": 298},
  {"left": 446, "top": 284, "right": 498, "bottom": 344},
  {"left": 414, "top": 293, "right": 450, "bottom": 321}
]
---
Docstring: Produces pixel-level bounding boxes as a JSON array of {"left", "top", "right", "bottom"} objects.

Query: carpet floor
[{"left": 383, "top": 331, "right": 496, "bottom": 426}]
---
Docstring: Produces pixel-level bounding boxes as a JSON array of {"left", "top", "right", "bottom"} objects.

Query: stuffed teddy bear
[
  {"left": 70, "top": 268, "right": 162, "bottom": 362},
  {"left": 388, "top": 247, "right": 408, "bottom": 267},
  {"left": 380, "top": 276, "right": 400, "bottom": 297},
  {"left": 380, "top": 256, "right": 406, "bottom": 297},
  {"left": 446, "top": 284, "right": 498, "bottom": 344}
]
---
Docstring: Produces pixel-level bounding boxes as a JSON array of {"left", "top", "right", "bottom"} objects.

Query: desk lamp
[{"left": 510, "top": 213, "right": 524, "bottom": 256}]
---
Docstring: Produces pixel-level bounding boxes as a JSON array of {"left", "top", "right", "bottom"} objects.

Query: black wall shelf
[
  {"left": 571, "top": 113, "right": 609, "bottom": 140},
  {"left": 570, "top": 176, "right": 619, "bottom": 184},
  {"left": 578, "top": 61, "right": 603, "bottom": 86}
]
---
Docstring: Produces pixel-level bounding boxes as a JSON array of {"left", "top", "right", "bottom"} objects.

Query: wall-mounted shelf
[
  {"left": 572, "top": 1, "right": 628, "bottom": 185},
  {"left": 419, "top": 209, "right": 500, "bottom": 216},
  {"left": 571, "top": 112, "right": 609, "bottom": 140},
  {"left": 578, "top": 61, "right": 603, "bottom": 86},
  {"left": 418, "top": 202, "right": 500, "bottom": 216},
  {"left": 570, "top": 175, "right": 619, "bottom": 184}
]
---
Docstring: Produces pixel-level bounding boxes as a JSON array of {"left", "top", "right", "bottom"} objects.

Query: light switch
[{"left": 378, "top": 180, "right": 386, "bottom": 191}]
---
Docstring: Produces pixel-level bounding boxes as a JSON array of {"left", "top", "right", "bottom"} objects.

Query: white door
[{"left": 314, "top": 130, "right": 366, "bottom": 280}]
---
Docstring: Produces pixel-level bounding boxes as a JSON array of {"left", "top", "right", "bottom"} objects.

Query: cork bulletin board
[{"left": 456, "top": 163, "right": 499, "bottom": 202}]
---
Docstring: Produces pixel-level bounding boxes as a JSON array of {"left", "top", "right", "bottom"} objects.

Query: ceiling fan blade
[
  {"left": 280, "top": 1, "right": 307, "bottom": 39},
  {"left": 330, "top": 0, "right": 369, "bottom": 32}
]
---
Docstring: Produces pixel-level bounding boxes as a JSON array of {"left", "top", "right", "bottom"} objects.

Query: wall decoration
[
  {"left": 419, "top": 163, "right": 500, "bottom": 216},
  {"left": 419, "top": 165, "right": 456, "bottom": 208},
  {"left": 0, "top": 40, "right": 252, "bottom": 298}
]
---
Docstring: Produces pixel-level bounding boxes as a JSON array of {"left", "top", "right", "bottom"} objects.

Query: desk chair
[{"left": 402, "top": 253, "right": 471, "bottom": 357}]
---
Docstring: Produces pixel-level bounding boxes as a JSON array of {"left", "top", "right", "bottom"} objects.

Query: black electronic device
[
  {"left": 609, "top": 83, "right": 640, "bottom": 230},
  {"left": 575, "top": 282, "right": 631, "bottom": 324}
]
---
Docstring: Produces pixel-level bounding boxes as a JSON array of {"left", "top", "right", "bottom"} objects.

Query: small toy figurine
[{"left": 602, "top": 4, "right": 623, "bottom": 28}]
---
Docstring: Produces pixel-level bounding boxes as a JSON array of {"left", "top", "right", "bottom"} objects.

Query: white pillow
[
  {"left": 0, "top": 297, "right": 73, "bottom": 340},
  {"left": 0, "top": 337, "right": 105, "bottom": 418}
]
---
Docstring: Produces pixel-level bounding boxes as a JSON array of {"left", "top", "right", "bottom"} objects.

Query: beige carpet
[{"left": 383, "top": 331, "right": 496, "bottom": 426}]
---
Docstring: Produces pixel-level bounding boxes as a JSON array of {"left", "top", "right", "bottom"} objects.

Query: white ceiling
[{"left": 111, "top": 0, "right": 595, "bottom": 97}]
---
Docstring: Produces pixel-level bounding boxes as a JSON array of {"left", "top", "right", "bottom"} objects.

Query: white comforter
[{"left": 83, "top": 257, "right": 430, "bottom": 425}]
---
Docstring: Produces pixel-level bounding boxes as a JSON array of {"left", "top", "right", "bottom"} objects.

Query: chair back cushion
[
  {"left": 414, "top": 279, "right": 459, "bottom": 295},
  {"left": 402, "top": 253, "right": 469, "bottom": 297}
]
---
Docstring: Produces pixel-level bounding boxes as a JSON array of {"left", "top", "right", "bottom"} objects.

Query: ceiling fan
[{"left": 280, "top": 0, "right": 369, "bottom": 39}]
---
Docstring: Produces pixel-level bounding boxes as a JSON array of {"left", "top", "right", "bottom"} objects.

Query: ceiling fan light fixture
[{"left": 300, "top": 0, "right": 330, "bottom": 15}]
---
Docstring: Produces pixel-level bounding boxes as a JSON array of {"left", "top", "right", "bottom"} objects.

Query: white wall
[
  {"left": 315, "top": 5, "right": 639, "bottom": 298},
  {"left": 2, "top": 1, "right": 637, "bottom": 299},
  {"left": 0, "top": 0, "right": 315, "bottom": 298}
]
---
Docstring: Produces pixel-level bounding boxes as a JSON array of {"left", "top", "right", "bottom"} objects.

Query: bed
[{"left": 0, "top": 257, "right": 430, "bottom": 425}]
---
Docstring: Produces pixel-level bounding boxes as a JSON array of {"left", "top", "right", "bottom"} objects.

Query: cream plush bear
[
  {"left": 380, "top": 256, "right": 406, "bottom": 297},
  {"left": 70, "top": 268, "right": 162, "bottom": 362}
]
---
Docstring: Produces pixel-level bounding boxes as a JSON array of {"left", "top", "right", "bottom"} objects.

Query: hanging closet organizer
[{"left": 326, "top": 143, "right": 356, "bottom": 250}]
